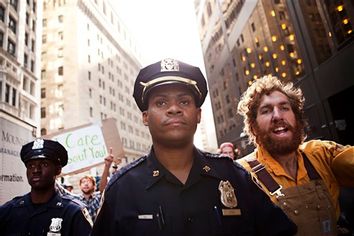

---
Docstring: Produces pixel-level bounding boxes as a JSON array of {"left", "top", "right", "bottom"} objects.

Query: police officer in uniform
[
  {"left": 0, "top": 138, "right": 92, "bottom": 235},
  {"left": 92, "top": 58, "right": 297, "bottom": 236}
]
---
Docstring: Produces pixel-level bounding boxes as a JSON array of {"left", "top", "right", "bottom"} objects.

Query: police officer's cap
[
  {"left": 20, "top": 138, "right": 68, "bottom": 166},
  {"left": 133, "top": 58, "right": 208, "bottom": 111}
]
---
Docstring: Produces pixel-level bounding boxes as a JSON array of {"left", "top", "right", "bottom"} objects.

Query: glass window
[
  {"left": 41, "top": 88, "right": 46, "bottom": 98},
  {"left": 9, "top": 16, "right": 17, "bottom": 33},
  {"left": 12, "top": 88, "right": 16, "bottom": 106},
  {"left": 7, "top": 40, "right": 16, "bottom": 55},
  {"left": 0, "top": 5, "right": 5, "bottom": 22},
  {"left": 41, "top": 107, "right": 46, "bottom": 118},
  {"left": 58, "top": 66, "right": 63, "bottom": 75},
  {"left": 299, "top": 1, "right": 334, "bottom": 64}
]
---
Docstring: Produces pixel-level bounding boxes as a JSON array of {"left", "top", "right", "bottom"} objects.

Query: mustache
[{"left": 270, "top": 120, "right": 294, "bottom": 131}]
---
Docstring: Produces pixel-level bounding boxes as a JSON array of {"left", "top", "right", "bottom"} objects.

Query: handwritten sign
[{"left": 51, "top": 125, "right": 107, "bottom": 174}]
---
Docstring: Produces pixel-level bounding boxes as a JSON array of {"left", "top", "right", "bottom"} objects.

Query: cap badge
[
  {"left": 32, "top": 138, "right": 44, "bottom": 150},
  {"left": 160, "top": 58, "right": 179, "bottom": 72},
  {"left": 218, "top": 180, "right": 237, "bottom": 208},
  {"left": 49, "top": 218, "right": 63, "bottom": 233}
]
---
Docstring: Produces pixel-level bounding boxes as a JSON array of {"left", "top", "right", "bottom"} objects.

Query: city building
[
  {"left": 41, "top": 0, "right": 151, "bottom": 163},
  {"left": 0, "top": 0, "right": 41, "bottom": 203},
  {"left": 195, "top": 0, "right": 354, "bottom": 155}
]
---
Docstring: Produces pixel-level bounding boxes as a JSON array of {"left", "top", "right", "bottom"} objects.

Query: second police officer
[{"left": 0, "top": 138, "right": 92, "bottom": 236}]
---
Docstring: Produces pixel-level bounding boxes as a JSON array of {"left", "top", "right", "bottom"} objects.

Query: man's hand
[{"left": 104, "top": 147, "right": 114, "bottom": 168}]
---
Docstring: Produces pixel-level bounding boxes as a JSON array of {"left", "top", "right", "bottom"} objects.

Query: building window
[
  {"left": 58, "top": 66, "right": 63, "bottom": 75},
  {"left": 25, "top": 33, "right": 29, "bottom": 46},
  {"left": 7, "top": 40, "right": 16, "bottom": 55},
  {"left": 251, "top": 22, "right": 256, "bottom": 32},
  {"left": 58, "top": 15, "right": 63, "bottom": 22},
  {"left": 5, "top": 84, "right": 10, "bottom": 103},
  {"left": 42, "top": 34, "right": 47, "bottom": 44},
  {"left": 32, "top": 19, "right": 36, "bottom": 31},
  {"left": 58, "top": 48, "right": 63, "bottom": 57},
  {"left": 90, "top": 107, "right": 93, "bottom": 117},
  {"left": 24, "top": 53, "right": 28, "bottom": 67},
  {"left": 10, "top": 0, "right": 18, "bottom": 11},
  {"left": 41, "top": 128, "right": 47, "bottom": 135},
  {"left": 88, "top": 71, "right": 91, "bottom": 80},
  {"left": 30, "top": 81, "right": 35, "bottom": 95},
  {"left": 41, "top": 69, "right": 46, "bottom": 79},
  {"left": 0, "top": 31, "right": 3, "bottom": 47},
  {"left": 207, "top": 2, "right": 212, "bottom": 16},
  {"left": 12, "top": 88, "right": 16, "bottom": 106},
  {"left": 58, "top": 31, "right": 63, "bottom": 40},
  {"left": 41, "top": 88, "right": 46, "bottom": 98},
  {"left": 31, "top": 60, "right": 34, "bottom": 72},
  {"left": 41, "top": 107, "right": 46, "bottom": 118},
  {"left": 0, "top": 5, "right": 5, "bottom": 22},
  {"left": 43, "top": 18, "right": 47, "bottom": 27},
  {"left": 26, "top": 12, "right": 30, "bottom": 25},
  {"left": 9, "top": 16, "right": 17, "bottom": 33}
]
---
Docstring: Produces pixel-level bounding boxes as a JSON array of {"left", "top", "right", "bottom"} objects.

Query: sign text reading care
[{"left": 52, "top": 125, "right": 107, "bottom": 174}]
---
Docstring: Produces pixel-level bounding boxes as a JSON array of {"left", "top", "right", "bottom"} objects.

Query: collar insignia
[
  {"left": 152, "top": 170, "right": 160, "bottom": 177},
  {"left": 203, "top": 165, "right": 211, "bottom": 172}
]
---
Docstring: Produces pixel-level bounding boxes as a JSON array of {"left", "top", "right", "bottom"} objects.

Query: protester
[
  {"left": 0, "top": 138, "right": 92, "bottom": 235},
  {"left": 219, "top": 142, "right": 236, "bottom": 160},
  {"left": 236, "top": 75, "right": 354, "bottom": 235},
  {"left": 91, "top": 58, "right": 297, "bottom": 235},
  {"left": 76, "top": 148, "right": 114, "bottom": 222}
]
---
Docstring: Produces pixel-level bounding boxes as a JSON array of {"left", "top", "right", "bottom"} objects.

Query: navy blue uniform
[
  {"left": 92, "top": 148, "right": 296, "bottom": 236},
  {"left": 0, "top": 191, "right": 92, "bottom": 236}
]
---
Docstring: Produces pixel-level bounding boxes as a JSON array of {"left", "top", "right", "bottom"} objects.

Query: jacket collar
[
  {"left": 15, "top": 191, "right": 65, "bottom": 209},
  {"left": 144, "top": 146, "right": 222, "bottom": 189}
]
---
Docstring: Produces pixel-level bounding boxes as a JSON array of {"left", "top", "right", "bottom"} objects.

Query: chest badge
[
  {"left": 48, "top": 218, "right": 63, "bottom": 233},
  {"left": 218, "top": 180, "right": 237, "bottom": 208}
]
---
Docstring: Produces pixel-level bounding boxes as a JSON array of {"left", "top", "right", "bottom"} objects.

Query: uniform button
[
  {"left": 294, "top": 210, "right": 299, "bottom": 215},
  {"left": 283, "top": 202, "right": 287, "bottom": 206},
  {"left": 305, "top": 205, "right": 309, "bottom": 209},
  {"left": 317, "top": 205, "right": 321, "bottom": 209},
  {"left": 187, "top": 217, "right": 193, "bottom": 223}
]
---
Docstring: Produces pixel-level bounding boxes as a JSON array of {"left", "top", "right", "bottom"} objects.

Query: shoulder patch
[{"left": 106, "top": 156, "right": 147, "bottom": 191}]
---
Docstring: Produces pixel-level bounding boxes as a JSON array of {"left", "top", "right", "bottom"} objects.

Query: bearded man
[{"left": 237, "top": 75, "right": 354, "bottom": 236}]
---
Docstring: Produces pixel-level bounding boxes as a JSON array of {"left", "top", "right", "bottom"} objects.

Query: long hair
[{"left": 237, "top": 75, "right": 306, "bottom": 145}]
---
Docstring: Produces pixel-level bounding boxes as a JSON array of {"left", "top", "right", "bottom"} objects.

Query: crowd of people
[{"left": 0, "top": 58, "right": 353, "bottom": 236}]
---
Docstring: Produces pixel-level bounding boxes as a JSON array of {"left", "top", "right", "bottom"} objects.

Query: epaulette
[
  {"left": 9, "top": 195, "right": 24, "bottom": 207},
  {"left": 106, "top": 155, "right": 147, "bottom": 191},
  {"left": 204, "top": 152, "right": 224, "bottom": 159}
]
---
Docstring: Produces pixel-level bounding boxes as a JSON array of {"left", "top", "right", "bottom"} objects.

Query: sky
[{"left": 111, "top": 0, "right": 217, "bottom": 150}]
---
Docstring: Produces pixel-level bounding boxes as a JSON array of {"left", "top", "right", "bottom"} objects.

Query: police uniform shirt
[
  {"left": 92, "top": 148, "right": 297, "bottom": 236},
  {"left": 0, "top": 191, "right": 92, "bottom": 236}
]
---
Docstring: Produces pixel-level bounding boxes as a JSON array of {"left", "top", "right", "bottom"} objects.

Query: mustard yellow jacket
[{"left": 237, "top": 140, "right": 354, "bottom": 218}]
